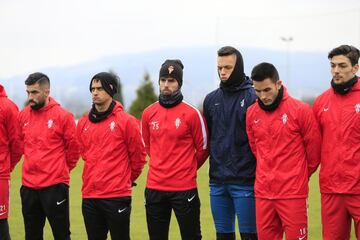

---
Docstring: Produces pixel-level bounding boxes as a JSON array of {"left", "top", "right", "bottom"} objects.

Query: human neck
[{"left": 95, "top": 99, "right": 113, "bottom": 112}]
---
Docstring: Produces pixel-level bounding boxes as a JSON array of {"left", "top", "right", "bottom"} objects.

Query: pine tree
[
  {"left": 109, "top": 69, "right": 124, "bottom": 105},
  {"left": 129, "top": 72, "right": 157, "bottom": 119}
]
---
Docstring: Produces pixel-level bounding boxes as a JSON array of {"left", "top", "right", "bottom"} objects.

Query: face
[
  {"left": 91, "top": 80, "right": 112, "bottom": 106},
  {"left": 217, "top": 54, "right": 236, "bottom": 81},
  {"left": 159, "top": 77, "right": 179, "bottom": 95},
  {"left": 253, "top": 78, "right": 282, "bottom": 106},
  {"left": 330, "top": 55, "right": 359, "bottom": 84},
  {"left": 26, "top": 83, "right": 49, "bottom": 110}
]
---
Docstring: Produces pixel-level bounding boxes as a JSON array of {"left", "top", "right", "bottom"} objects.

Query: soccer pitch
[{"left": 9, "top": 160, "right": 356, "bottom": 239}]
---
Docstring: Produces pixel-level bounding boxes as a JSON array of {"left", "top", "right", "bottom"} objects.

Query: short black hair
[
  {"left": 328, "top": 45, "right": 360, "bottom": 66},
  {"left": 217, "top": 46, "right": 238, "bottom": 57},
  {"left": 251, "top": 62, "right": 279, "bottom": 83},
  {"left": 25, "top": 72, "right": 50, "bottom": 87}
]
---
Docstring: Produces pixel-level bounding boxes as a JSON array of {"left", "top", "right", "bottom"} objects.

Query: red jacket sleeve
[
  {"left": 298, "top": 105, "right": 322, "bottom": 178},
  {"left": 63, "top": 113, "right": 80, "bottom": 171},
  {"left": 126, "top": 116, "right": 147, "bottom": 182},
  {"left": 189, "top": 110, "right": 209, "bottom": 169},
  {"left": 245, "top": 110, "right": 257, "bottom": 157},
  {"left": 140, "top": 110, "right": 150, "bottom": 157},
  {"left": 7, "top": 104, "right": 23, "bottom": 172}
]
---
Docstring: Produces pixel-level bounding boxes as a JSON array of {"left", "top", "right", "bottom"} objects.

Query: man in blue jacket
[{"left": 203, "top": 46, "right": 257, "bottom": 240}]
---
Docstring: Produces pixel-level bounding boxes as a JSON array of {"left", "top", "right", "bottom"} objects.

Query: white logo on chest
[
  {"left": 47, "top": 119, "right": 53, "bottom": 128},
  {"left": 240, "top": 99, "right": 245, "bottom": 107},
  {"left": 175, "top": 118, "right": 181, "bottom": 129},
  {"left": 151, "top": 121, "right": 159, "bottom": 130},
  {"left": 109, "top": 121, "right": 116, "bottom": 131},
  {"left": 281, "top": 113, "right": 288, "bottom": 124},
  {"left": 355, "top": 103, "right": 360, "bottom": 113}
]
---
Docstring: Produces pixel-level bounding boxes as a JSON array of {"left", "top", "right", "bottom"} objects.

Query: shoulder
[
  {"left": 204, "top": 88, "right": 221, "bottom": 103},
  {"left": 142, "top": 101, "right": 160, "bottom": 119},
  {"left": 246, "top": 100, "right": 259, "bottom": 116},
  {"left": 181, "top": 101, "right": 203, "bottom": 116}
]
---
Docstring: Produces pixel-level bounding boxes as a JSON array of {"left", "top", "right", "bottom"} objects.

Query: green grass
[{"left": 9, "top": 160, "right": 356, "bottom": 239}]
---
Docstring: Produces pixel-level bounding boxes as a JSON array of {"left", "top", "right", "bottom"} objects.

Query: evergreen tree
[
  {"left": 109, "top": 69, "right": 124, "bottom": 105},
  {"left": 129, "top": 72, "right": 157, "bottom": 119}
]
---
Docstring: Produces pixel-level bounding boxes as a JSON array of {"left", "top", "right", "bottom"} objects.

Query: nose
[
  {"left": 27, "top": 93, "right": 34, "bottom": 100},
  {"left": 220, "top": 68, "right": 226, "bottom": 75},
  {"left": 333, "top": 65, "right": 340, "bottom": 73}
]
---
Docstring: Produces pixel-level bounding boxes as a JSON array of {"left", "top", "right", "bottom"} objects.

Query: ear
[
  {"left": 352, "top": 64, "right": 359, "bottom": 74},
  {"left": 44, "top": 88, "right": 50, "bottom": 97},
  {"left": 276, "top": 80, "right": 283, "bottom": 90}
]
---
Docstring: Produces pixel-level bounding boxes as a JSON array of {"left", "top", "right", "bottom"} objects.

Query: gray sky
[{"left": 1, "top": 0, "right": 360, "bottom": 78}]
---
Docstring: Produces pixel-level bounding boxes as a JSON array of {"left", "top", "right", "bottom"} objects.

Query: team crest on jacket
[
  {"left": 281, "top": 113, "right": 288, "bottom": 124},
  {"left": 47, "top": 119, "right": 53, "bottom": 128},
  {"left": 240, "top": 99, "right": 245, "bottom": 107},
  {"left": 175, "top": 118, "right": 181, "bottom": 129},
  {"left": 355, "top": 103, "right": 360, "bottom": 113},
  {"left": 109, "top": 121, "right": 116, "bottom": 131}
]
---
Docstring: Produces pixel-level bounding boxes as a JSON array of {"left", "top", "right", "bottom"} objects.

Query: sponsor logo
[
  {"left": 254, "top": 119, "right": 260, "bottom": 124},
  {"left": 56, "top": 199, "right": 66, "bottom": 205},
  {"left": 118, "top": 208, "right": 127, "bottom": 213},
  {"left": 282, "top": 113, "right": 288, "bottom": 124},
  {"left": 24, "top": 122, "right": 29, "bottom": 127},
  {"left": 175, "top": 118, "right": 181, "bottom": 129},
  {"left": 323, "top": 107, "right": 329, "bottom": 112},
  {"left": 188, "top": 195, "right": 196, "bottom": 202},
  {"left": 0, "top": 211, "right": 7, "bottom": 216},
  {"left": 109, "top": 121, "right": 116, "bottom": 131},
  {"left": 214, "top": 103, "right": 220, "bottom": 106}
]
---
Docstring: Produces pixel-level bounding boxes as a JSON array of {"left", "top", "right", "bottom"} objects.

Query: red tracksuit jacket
[
  {"left": 141, "top": 100, "right": 209, "bottom": 192},
  {"left": 77, "top": 102, "right": 146, "bottom": 198},
  {"left": 0, "top": 85, "right": 22, "bottom": 180},
  {"left": 313, "top": 78, "right": 360, "bottom": 194},
  {"left": 18, "top": 97, "right": 80, "bottom": 188},
  {"left": 246, "top": 88, "right": 321, "bottom": 199}
]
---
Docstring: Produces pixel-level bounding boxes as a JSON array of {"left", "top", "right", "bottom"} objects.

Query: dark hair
[
  {"left": 25, "top": 72, "right": 50, "bottom": 87},
  {"left": 217, "top": 46, "right": 238, "bottom": 57},
  {"left": 328, "top": 45, "right": 360, "bottom": 66},
  {"left": 251, "top": 62, "right": 279, "bottom": 83}
]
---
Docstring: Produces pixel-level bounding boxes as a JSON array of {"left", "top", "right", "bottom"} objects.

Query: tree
[
  {"left": 129, "top": 72, "right": 157, "bottom": 119},
  {"left": 109, "top": 69, "right": 124, "bottom": 105}
]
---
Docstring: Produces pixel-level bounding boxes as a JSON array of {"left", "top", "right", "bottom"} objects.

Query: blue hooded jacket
[{"left": 203, "top": 49, "right": 257, "bottom": 185}]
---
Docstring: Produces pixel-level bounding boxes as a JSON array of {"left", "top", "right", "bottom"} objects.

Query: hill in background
[{"left": 1, "top": 46, "right": 331, "bottom": 116}]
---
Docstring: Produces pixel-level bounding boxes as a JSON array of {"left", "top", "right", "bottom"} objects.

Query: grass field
[{"left": 8, "top": 160, "right": 356, "bottom": 239}]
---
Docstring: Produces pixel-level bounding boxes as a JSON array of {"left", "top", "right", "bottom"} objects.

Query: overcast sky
[{"left": 1, "top": 0, "right": 360, "bottom": 78}]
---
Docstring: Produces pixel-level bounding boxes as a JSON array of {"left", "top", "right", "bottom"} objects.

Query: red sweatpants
[
  {"left": 321, "top": 194, "right": 360, "bottom": 240},
  {"left": 256, "top": 198, "right": 308, "bottom": 240},
  {"left": 0, "top": 179, "right": 10, "bottom": 219}
]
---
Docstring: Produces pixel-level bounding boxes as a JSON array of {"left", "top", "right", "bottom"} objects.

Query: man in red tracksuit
[
  {"left": 313, "top": 45, "right": 360, "bottom": 239},
  {"left": 0, "top": 84, "right": 22, "bottom": 240},
  {"left": 246, "top": 63, "right": 321, "bottom": 240},
  {"left": 77, "top": 72, "right": 146, "bottom": 240},
  {"left": 141, "top": 59, "right": 209, "bottom": 240},
  {"left": 18, "top": 73, "right": 80, "bottom": 240}
]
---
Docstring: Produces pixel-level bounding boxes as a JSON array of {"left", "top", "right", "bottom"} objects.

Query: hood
[
  {"left": 30, "top": 97, "right": 60, "bottom": 112},
  {"left": 0, "top": 84, "right": 7, "bottom": 97},
  {"left": 219, "top": 49, "right": 247, "bottom": 91},
  {"left": 112, "top": 100, "right": 124, "bottom": 113}
]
